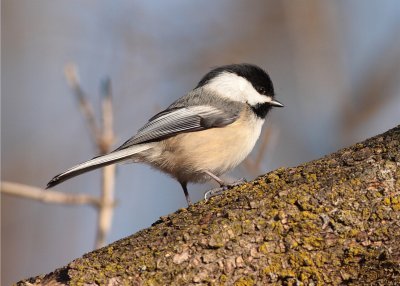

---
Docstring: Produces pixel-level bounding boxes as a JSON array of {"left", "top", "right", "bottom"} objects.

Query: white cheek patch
[
  {"left": 204, "top": 72, "right": 244, "bottom": 102},
  {"left": 205, "top": 72, "right": 271, "bottom": 105}
]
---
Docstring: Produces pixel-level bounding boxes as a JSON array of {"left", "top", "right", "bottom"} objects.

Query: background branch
[
  {"left": 65, "top": 64, "right": 117, "bottom": 249},
  {"left": 64, "top": 63, "right": 101, "bottom": 143},
  {"left": 1, "top": 182, "right": 101, "bottom": 207},
  {"left": 96, "top": 78, "right": 117, "bottom": 249}
]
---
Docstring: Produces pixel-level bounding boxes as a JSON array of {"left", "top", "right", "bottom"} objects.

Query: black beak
[{"left": 269, "top": 99, "right": 284, "bottom": 107}]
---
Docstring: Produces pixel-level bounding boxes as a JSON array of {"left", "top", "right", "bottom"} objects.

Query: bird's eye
[{"left": 257, "top": 87, "right": 266, "bottom": 94}]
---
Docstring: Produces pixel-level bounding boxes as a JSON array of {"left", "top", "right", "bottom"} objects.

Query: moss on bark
[{"left": 16, "top": 125, "right": 400, "bottom": 285}]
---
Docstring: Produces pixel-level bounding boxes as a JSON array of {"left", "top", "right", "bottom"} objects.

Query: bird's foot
[
  {"left": 204, "top": 178, "right": 247, "bottom": 201},
  {"left": 230, "top": 178, "right": 247, "bottom": 186}
]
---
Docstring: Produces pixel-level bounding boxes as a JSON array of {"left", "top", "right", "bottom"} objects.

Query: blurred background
[{"left": 2, "top": 0, "right": 400, "bottom": 284}]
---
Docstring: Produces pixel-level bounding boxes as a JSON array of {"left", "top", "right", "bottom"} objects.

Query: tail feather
[{"left": 46, "top": 145, "right": 151, "bottom": 189}]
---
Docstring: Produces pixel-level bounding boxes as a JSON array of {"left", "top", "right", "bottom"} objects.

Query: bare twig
[
  {"left": 98, "top": 78, "right": 116, "bottom": 153},
  {"left": 64, "top": 63, "right": 101, "bottom": 143},
  {"left": 64, "top": 65, "right": 118, "bottom": 249},
  {"left": 95, "top": 78, "right": 117, "bottom": 248},
  {"left": 96, "top": 164, "right": 116, "bottom": 248},
  {"left": 1, "top": 181, "right": 101, "bottom": 207}
]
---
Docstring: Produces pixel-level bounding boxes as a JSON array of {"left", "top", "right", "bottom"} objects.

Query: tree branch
[
  {"left": 16, "top": 125, "right": 400, "bottom": 285},
  {"left": 64, "top": 64, "right": 117, "bottom": 249},
  {"left": 1, "top": 182, "right": 100, "bottom": 207},
  {"left": 64, "top": 63, "right": 101, "bottom": 144},
  {"left": 95, "top": 78, "right": 117, "bottom": 249}
]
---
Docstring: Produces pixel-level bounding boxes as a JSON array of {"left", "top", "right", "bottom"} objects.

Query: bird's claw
[
  {"left": 231, "top": 178, "right": 247, "bottom": 186},
  {"left": 204, "top": 187, "right": 225, "bottom": 201},
  {"left": 204, "top": 178, "right": 247, "bottom": 201}
]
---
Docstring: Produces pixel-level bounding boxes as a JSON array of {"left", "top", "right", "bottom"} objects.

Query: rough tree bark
[{"left": 17, "top": 126, "right": 400, "bottom": 286}]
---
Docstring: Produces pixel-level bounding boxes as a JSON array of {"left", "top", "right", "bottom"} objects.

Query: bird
[{"left": 47, "top": 63, "right": 283, "bottom": 206}]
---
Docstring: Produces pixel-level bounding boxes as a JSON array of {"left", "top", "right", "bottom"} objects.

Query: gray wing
[{"left": 115, "top": 105, "right": 240, "bottom": 150}]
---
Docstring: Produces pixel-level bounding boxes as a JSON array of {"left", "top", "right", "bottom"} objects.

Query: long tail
[{"left": 46, "top": 144, "right": 151, "bottom": 189}]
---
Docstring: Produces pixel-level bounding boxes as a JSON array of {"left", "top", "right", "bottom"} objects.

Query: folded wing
[{"left": 115, "top": 105, "right": 240, "bottom": 150}]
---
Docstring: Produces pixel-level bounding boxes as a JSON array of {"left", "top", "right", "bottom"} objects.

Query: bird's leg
[
  {"left": 203, "top": 170, "right": 225, "bottom": 186},
  {"left": 180, "top": 182, "right": 192, "bottom": 207},
  {"left": 203, "top": 170, "right": 247, "bottom": 201}
]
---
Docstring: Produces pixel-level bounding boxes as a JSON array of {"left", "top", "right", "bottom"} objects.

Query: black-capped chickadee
[{"left": 47, "top": 63, "right": 283, "bottom": 206}]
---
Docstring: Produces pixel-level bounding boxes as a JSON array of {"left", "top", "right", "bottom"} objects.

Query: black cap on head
[{"left": 196, "top": 63, "right": 275, "bottom": 97}]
